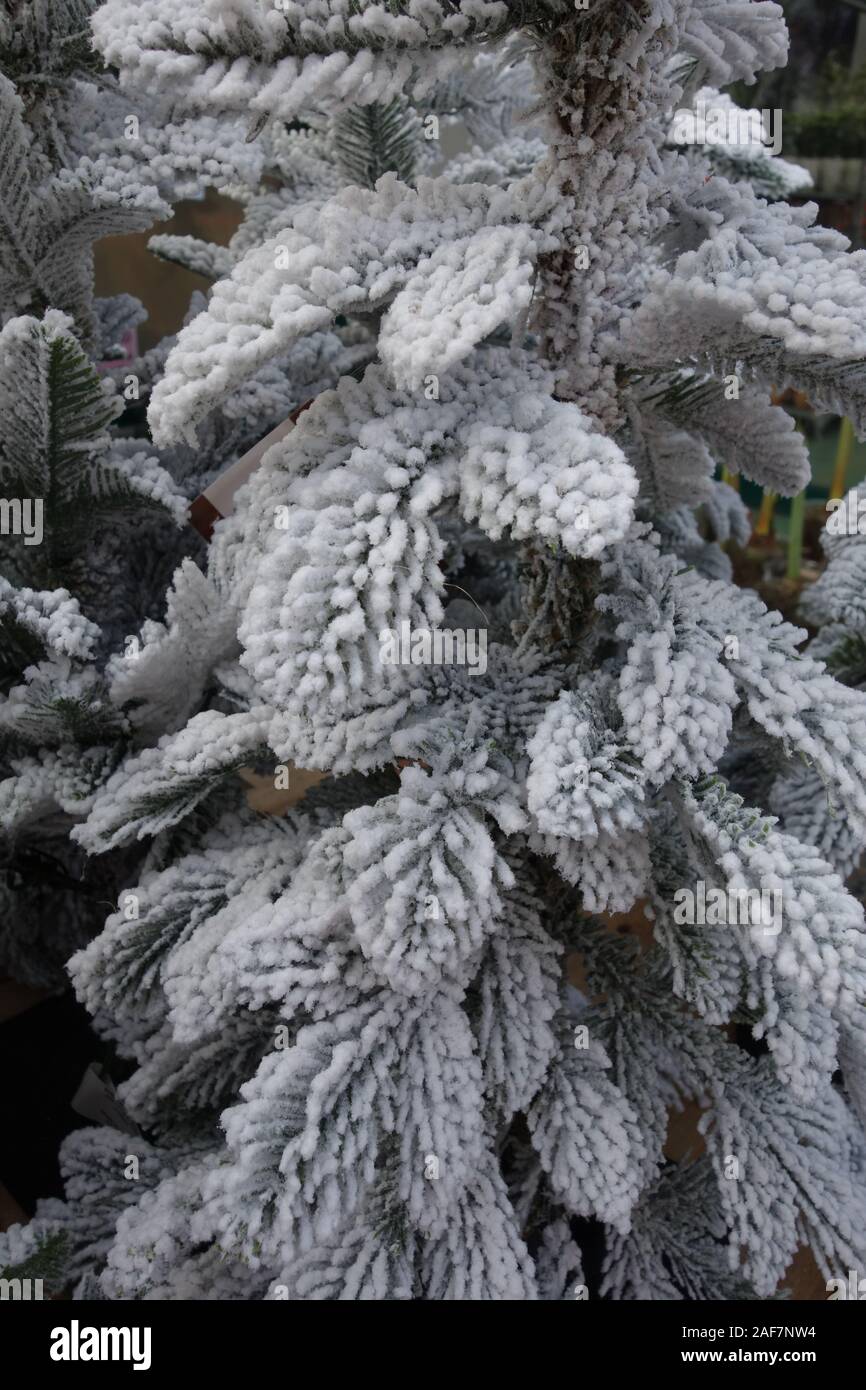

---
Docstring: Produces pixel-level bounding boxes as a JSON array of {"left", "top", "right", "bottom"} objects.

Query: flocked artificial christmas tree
[
  {"left": 5, "top": 0, "right": 866, "bottom": 1301},
  {"left": 0, "top": 0, "right": 366, "bottom": 988},
  {"left": 0, "top": 0, "right": 190, "bottom": 988}
]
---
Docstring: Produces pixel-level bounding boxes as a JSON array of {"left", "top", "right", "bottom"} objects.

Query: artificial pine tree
[
  {"left": 6, "top": 0, "right": 866, "bottom": 1301},
  {"left": 0, "top": 0, "right": 187, "bottom": 986},
  {"left": 0, "top": 1, "right": 364, "bottom": 988}
]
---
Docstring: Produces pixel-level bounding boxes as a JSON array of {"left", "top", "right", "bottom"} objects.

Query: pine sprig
[
  {"left": 0, "top": 1228, "right": 70, "bottom": 1295},
  {"left": 330, "top": 100, "right": 421, "bottom": 189},
  {"left": 0, "top": 313, "right": 182, "bottom": 595}
]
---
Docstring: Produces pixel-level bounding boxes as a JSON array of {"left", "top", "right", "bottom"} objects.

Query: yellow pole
[
  {"left": 721, "top": 467, "right": 740, "bottom": 491},
  {"left": 830, "top": 417, "right": 855, "bottom": 500},
  {"left": 754, "top": 491, "right": 777, "bottom": 537}
]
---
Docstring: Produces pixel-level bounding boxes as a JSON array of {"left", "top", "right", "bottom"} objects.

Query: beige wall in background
[{"left": 94, "top": 189, "right": 243, "bottom": 350}]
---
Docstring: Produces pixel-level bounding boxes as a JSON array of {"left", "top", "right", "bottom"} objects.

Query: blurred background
[{"left": 729, "top": 0, "right": 866, "bottom": 550}]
